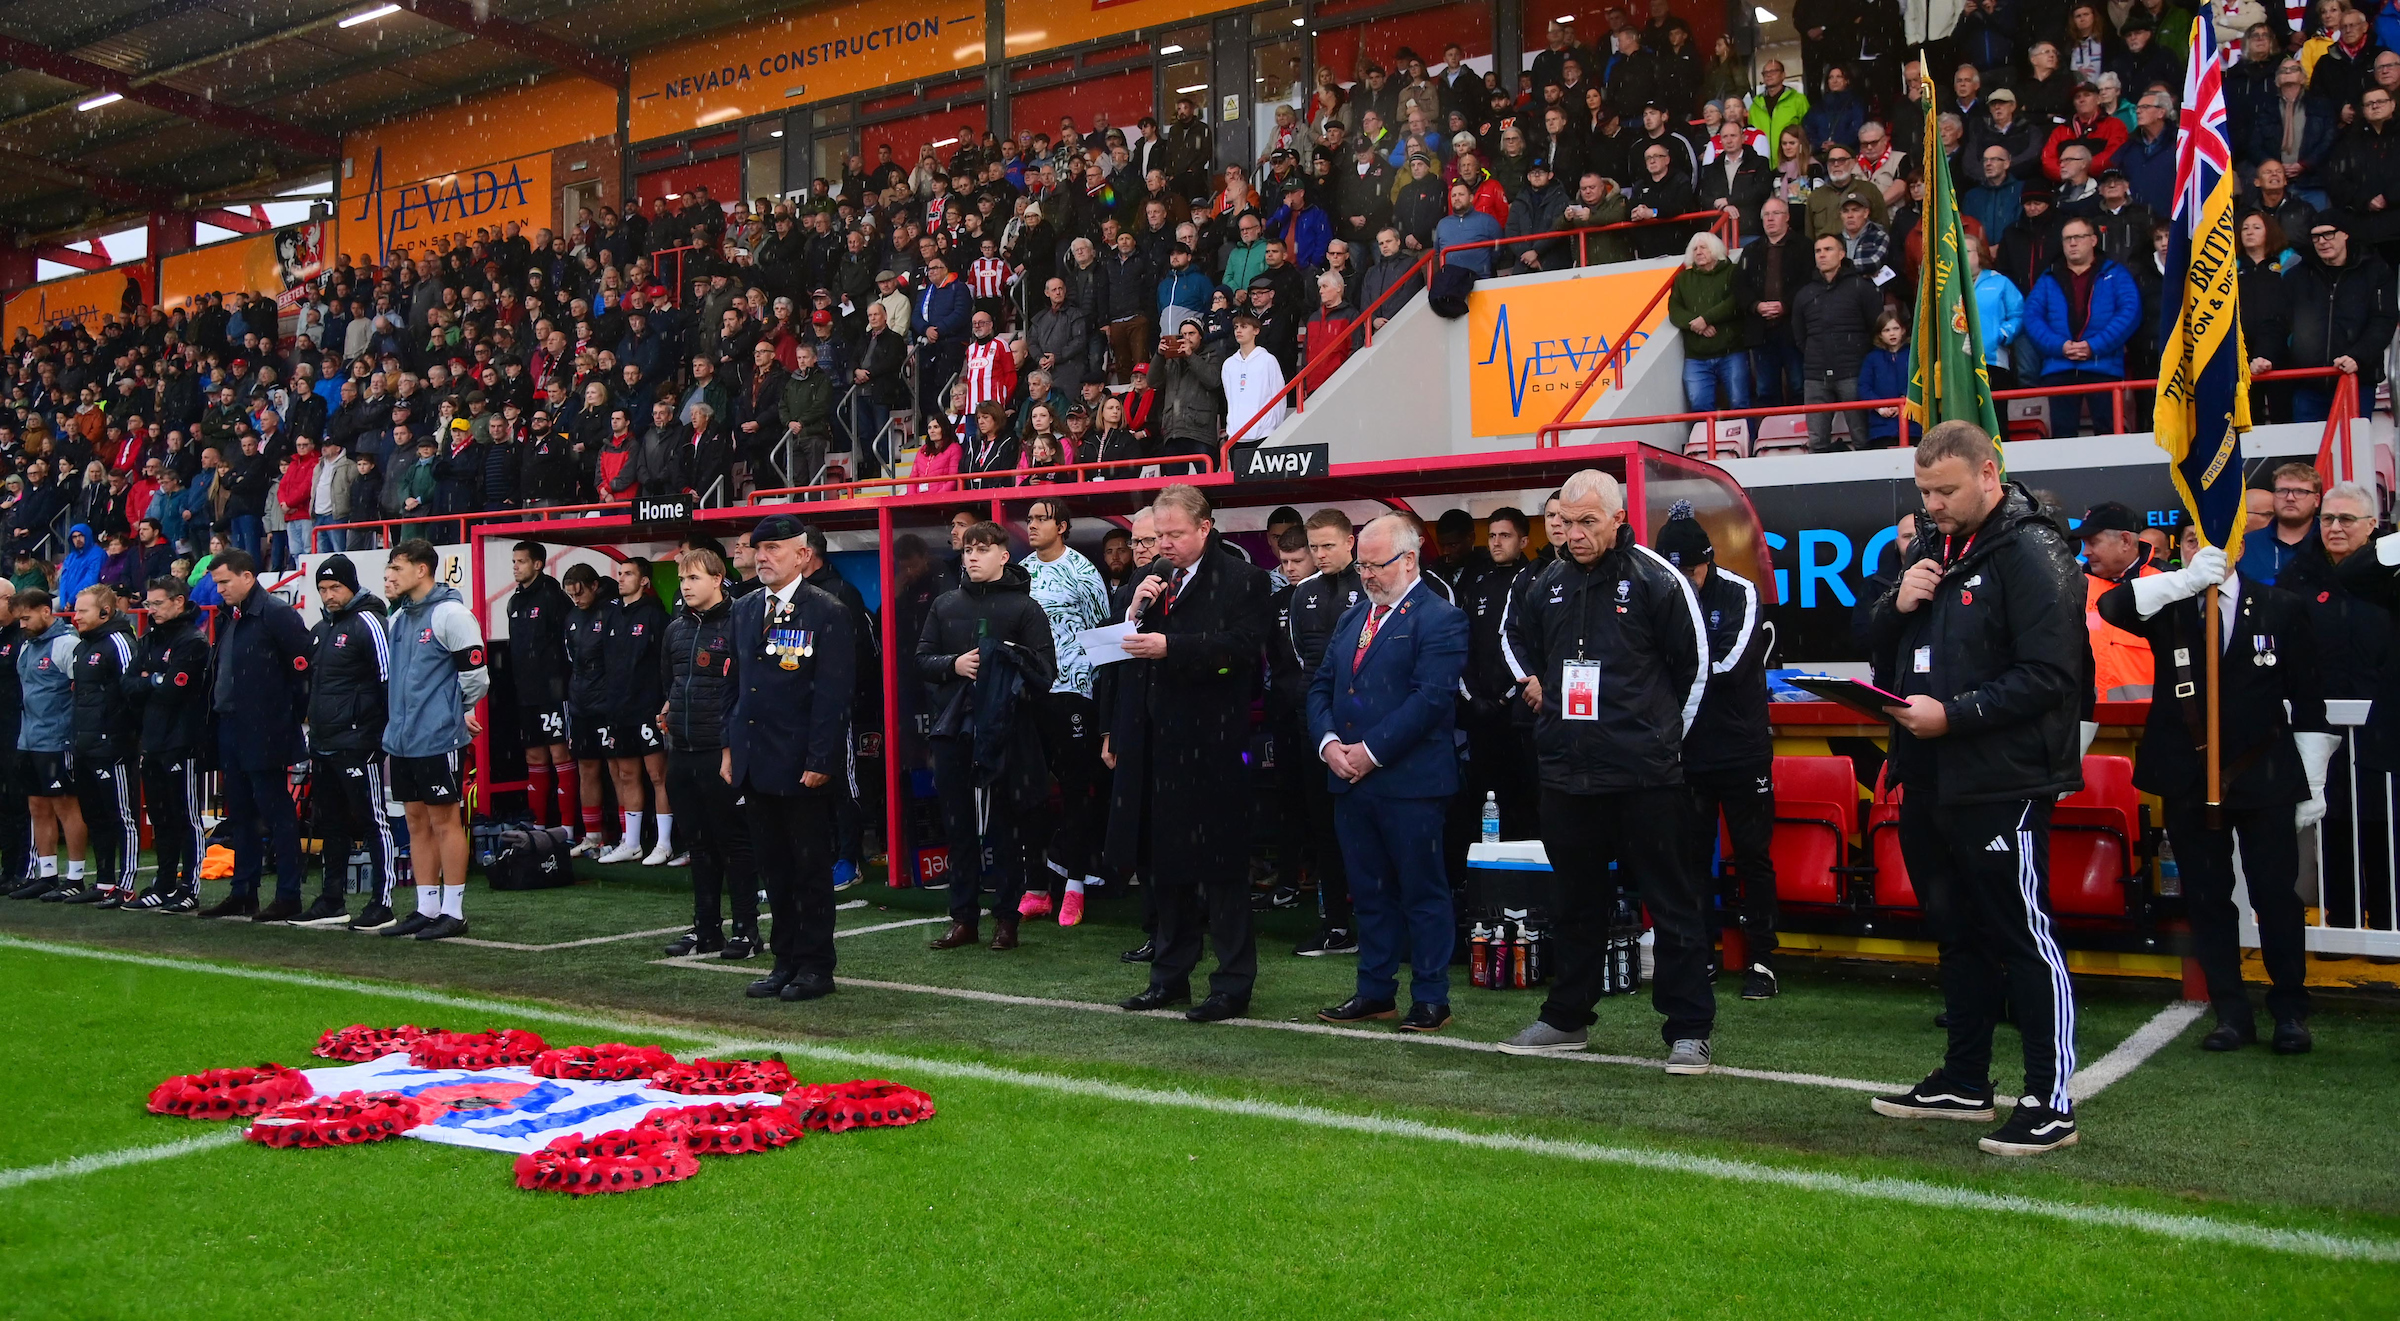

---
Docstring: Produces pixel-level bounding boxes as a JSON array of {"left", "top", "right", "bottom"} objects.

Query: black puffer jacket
[
  {"left": 308, "top": 591, "right": 389, "bottom": 754},
  {"left": 916, "top": 563, "right": 1057, "bottom": 808},
  {"left": 1790, "top": 257, "right": 1883, "bottom": 380},
  {"left": 1501, "top": 525, "right": 1707, "bottom": 794},
  {"left": 134, "top": 610, "right": 212, "bottom": 757},
  {"left": 916, "top": 563, "right": 1057, "bottom": 734},
  {"left": 1282, "top": 564, "right": 1364, "bottom": 709},
  {"left": 662, "top": 594, "right": 737, "bottom": 753},
  {"left": 1866, "top": 483, "right": 2088, "bottom": 804},
  {"left": 2285, "top": 247, "right": 2398, "bottom": 387},
  {"left": 69, "top": 616, "right": 139, "bottom": 761}
]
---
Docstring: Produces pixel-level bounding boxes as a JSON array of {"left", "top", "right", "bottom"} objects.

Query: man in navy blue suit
[{"left": 1307, "top": 513, "right": 1470, "bottom": 1033}]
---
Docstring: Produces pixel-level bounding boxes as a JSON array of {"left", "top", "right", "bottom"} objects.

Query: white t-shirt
[{"left": 1222, "top": 346, "right": 1288, "bottom": 442}]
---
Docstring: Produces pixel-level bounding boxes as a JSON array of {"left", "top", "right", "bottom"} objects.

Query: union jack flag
[
  {"left": 2170, "top": 18, "right": 2232, "bottom": 230},
  {"left": 2157, "top": 1, "right": 2251, "bottom": 566}
]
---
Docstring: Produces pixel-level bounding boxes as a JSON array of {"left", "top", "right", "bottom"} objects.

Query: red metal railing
[
  {"left": 1533, "top": 366, "right": 2355, "bottom": 460},
  {"left": 311, "top": 500, "right": 633, "bottom": 552},
  {"left": 745, "top": 451, "right": 1219, "bottom": 504},
  {"left": 1220, "top": 209, "right": 1737, "bottom": 459}
]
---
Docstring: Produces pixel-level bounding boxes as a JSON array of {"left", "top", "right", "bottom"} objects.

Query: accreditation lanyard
[{"left": 1560, "top": 568, "right": 1613, "bottom": 722}]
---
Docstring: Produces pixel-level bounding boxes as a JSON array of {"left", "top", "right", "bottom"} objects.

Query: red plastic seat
[
  {"left": 1767, "top": 755, "right": 1858, "bottom": 905},
  {"left": 2049, "top": 755, "right": 2141, "bottom": 917},
  {"left": 1864, "top": 766, "right": 1916, "bottom": 909}
]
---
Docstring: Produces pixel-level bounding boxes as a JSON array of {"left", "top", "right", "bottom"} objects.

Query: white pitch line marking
[
  {"left": 6, "top": 936, "right": 2395, "bottom": 1262},
  {"left": 651, "top": 960, "right": 1905, "bottom": 1093},
  {"left": 451, "top": 925, "right": 694, "bottom": 952},
  {"left": 0, "top": 1130, "right": 244, "bottom": 1192},
  {"left": 2069, "top": 1000, "right": 2209, "bottom": 1102}
]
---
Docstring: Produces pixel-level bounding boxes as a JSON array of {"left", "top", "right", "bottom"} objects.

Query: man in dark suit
[
  {"left": 1105, "top": 485, "right": 1272, "bottom": 1022},
  {"left": 2099, "top": 543, "right": 2335, "bottom": 1055},
  {"left": 1309, "top": 514, "right": 1469, "bottom": 1033},
  {"left": 726, "top": 513, "right": 856, "bottom": 1004},
  {"left": 195, "top": 549, "right": 314, "bottom": 920}
]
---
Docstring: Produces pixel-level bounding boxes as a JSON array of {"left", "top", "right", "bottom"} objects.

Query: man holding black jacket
[{"left": 1866, "top": 422, "right": 2088, "bottom": 1156}]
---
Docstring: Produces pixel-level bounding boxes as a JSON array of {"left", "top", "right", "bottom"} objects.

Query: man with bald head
[
  {"left": 1495, "top": 468, "right": 1713, "bottom": 1072},
  {"left": 1309, "top": 514, "right": 1469, "bottom": 1033}
]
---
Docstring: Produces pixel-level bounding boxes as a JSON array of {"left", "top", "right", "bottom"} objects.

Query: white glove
[
  {"left": 2377, "top": 530, "right": 2400, "bottom": 566},
  {"left": 2297, "top": 731, "right": 2340, "bottom": 831},
  {"left": 2130, "top": 545, "right": 2228, "bottom": 618}
]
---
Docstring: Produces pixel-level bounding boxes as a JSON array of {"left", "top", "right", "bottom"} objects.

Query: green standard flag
[{"left": 1903, "top": 65, "right": 2003, "bottom": 457}]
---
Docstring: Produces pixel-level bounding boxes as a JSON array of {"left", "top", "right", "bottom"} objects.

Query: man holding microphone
[{"left": 1865, "top": 421, "right": 2088, "bottom": 1156}]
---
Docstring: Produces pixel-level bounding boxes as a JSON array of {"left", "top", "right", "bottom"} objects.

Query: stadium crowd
[{"left": 7, "top": 1, "right": 2400, "bottom": 570}]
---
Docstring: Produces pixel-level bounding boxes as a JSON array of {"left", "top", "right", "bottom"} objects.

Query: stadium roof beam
[
  {"left": 0, "top": 143, "right": 173, "bottom": 209},
  {"left": 0, "top": 31, "right": 341, "bottom": 158},
  {"left": 402, "top": 0, "right": 628, "bottom": 87}
]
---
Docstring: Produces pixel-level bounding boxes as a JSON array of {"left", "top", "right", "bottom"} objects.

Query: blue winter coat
[
  {"left": 2023, "top": 258, "right": 2142, "bottom": 378},
  {"left": 1858, "top": 346, "right": 1914, "bottom": 445},
  {"left": 56, "top": 524, "right": 103, "bottom": 600},
  {"left": 2116, "top": 127, "right": 2177, "bottom": 218}
]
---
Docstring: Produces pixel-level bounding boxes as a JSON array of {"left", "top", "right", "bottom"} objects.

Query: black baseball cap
[{"left": 2075, "top": 501, "right": 2144, "bottom": 538}]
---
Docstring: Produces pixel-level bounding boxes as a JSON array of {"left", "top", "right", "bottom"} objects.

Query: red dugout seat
[
  {"left": 1766, "top": 755, "right": 1858, "bottom": 906},
  {"left": 1865, "top": 768, "right": 1915, "bottom": 909},
  {"left": 2049, "top": 755, "right": 2142, "bottom": 917}
]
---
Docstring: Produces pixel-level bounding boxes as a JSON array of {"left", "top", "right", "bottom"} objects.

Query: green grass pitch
[{"left": 4, "top": 867, "right": 2399, "bottom": 1317}]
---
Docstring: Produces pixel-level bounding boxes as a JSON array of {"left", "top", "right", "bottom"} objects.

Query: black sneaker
[
  {"left": 252, "top": 895, "right": 303, "bottom": 923},
  {"left": 1316, "top": 928, "right": 1359, "bottom": 955},
  {"left": 60, "top": 884, "right": 111, "bottom": 904},
  {"left": 664, "top": 928, "right": 721, "bottom": 957},
  {"left": 1979, "top": 1099, "right": 2079, "bottom": 1155},
  {"left": 7, "top": 875, "right": 52, "bottom": 899},
  {"left": 721, "top": 927, "right": 758, "bottom": 960},
  {"left": 38, "top": 881, "right": 80, "bottom": 902},
  {"left": 291, "top": 894, "right": 350, "bottom": 927},
  {"left": 380, "top": 911, "right": 436, "bottom": 939},
  {"left": 414, "top": 914, "right": 469, "bottom": 941},
  {"left": 1251, "top": 884, "right": 1301, "bottom": 911},
  {"left": 159, "top": 888, "right": 198, "bottom": 914},
  {"left": 346, "top": 903, "right": 396, "bottom": 932},
  {"left": 1740, "top": 963, "right": 1779, "bottom": 1000},
  {"left": 96, "top": 886, "right": 131, "bottom": 909},
  {"left": 197, "top": 892, "right": 258, "bottom": 919},
  {"left": 122, "top": 888, "right": 170, "bottom": 912},
  {"left": 1870, "top": 1071, "right": 1997, "bottom": 1122}
]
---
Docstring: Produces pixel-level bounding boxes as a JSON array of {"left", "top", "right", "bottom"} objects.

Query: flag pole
[{"left": 2205, "top": 582, "right": 2222, "bottom": 820}]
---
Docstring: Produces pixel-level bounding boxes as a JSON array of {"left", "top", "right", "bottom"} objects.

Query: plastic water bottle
[
  {"left": 1481, "top": 791, "right": 1500, "bottom": 843},
  {"left": 2157, "top": 837, "right": 2181, "bottom": 897}
]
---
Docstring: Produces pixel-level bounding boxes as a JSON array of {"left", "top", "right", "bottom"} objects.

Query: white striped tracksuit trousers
[
  {"left": 75, "top": 759, "right": 142, "bottom": 894},
  {"left": 140, "top": 755, "right": 207, "bottom": 898}
]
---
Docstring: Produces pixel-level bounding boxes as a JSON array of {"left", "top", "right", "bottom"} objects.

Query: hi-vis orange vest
[{"left": 2087, "top": 558, "right": 2160, "bottom": 701}]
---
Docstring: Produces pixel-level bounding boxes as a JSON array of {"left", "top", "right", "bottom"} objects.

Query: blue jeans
[
  {"left": 2039, "top": 369, "right": 2123, "bottom": 436},
  {"left": 1335, "top": 792, "right": 1455, "bottom": 1005},
  {"left": 1682, "top": 353, "right": 1752, "bottom": 416},
  {"left": 229, "top": 515, "right": 263, "bottom": 561},
  {"left": 1749, "top": 336, "right": 1803, "bottom": 407},
  {"left": 2294, "top": 377, "right": 2374, "bottom": 422},
  {"left": 285, "top": 517, "right": 313, "bottom": 562}
]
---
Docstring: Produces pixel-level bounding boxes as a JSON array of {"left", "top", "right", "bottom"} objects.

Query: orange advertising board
[
  {"left": 338, "top": 150, "right": 554, "bottom": 266},
  {"left": 1001, "top": 0, "right": 1221, "bottom": 56},
  {"left": 2, "top": 265, "right": 150, "bottom": 344},
  {"left": 335, "top": 76, "right": 611, "bottom": 264},
  {"left": 630, "top": 0, "right": 987, "bottom": 142},
  {"left": 343, "top": 77, "right": 614, "bottom": 191},
  {"left": 1465, "top": 266, "right": 1676, "bottom": 437}
]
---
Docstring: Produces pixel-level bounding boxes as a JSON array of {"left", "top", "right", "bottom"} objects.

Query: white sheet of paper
[{"left": 1075, "top": 621, "right": 1139, "bottom": 665}]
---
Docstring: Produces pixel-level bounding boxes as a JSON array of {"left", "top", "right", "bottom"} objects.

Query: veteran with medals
[{"left": 725, "top": 514, "right": 858, "bottom": 1003}]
